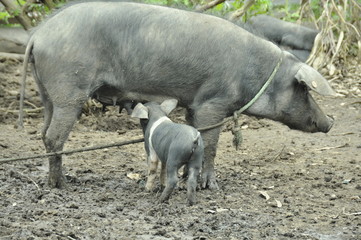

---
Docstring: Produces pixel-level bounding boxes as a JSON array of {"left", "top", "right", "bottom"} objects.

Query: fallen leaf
[
  {"left": 275, "top": 199, "right": 282, "bottom": 208},
  {"left": 207, "top": 210, "right": 216, "bottom": 214},
  {"left": 127, "top": 173, "right": 141, "bottom": 180},
  {"left": 342, "top": 179, "right": 352, "bottom": 184},
  {"left": 216, "top": 208, "right": 229, "bottom": 213},
  {"left": 259, "top": 191, "right": 270, "bottom": 201},
  {"left": 328, "top": 64, "right": 336, "bottom": 76}
]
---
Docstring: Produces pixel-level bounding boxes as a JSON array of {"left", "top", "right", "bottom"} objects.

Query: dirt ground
[{"left": 0, "top": 55, "right": 360, "bottom": 240}]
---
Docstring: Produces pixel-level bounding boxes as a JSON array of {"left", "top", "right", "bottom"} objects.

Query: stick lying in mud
[
  {"left": 9, "top": 170, "right": 40, "bottom": 190},
  {"left": 0, "top": 138, "right": 144, "bottom": 164}
]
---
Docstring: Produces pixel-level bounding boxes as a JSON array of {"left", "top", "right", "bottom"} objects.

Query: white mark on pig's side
[{"left": 148, "top": 116, "right": 172, "bottom": 162}]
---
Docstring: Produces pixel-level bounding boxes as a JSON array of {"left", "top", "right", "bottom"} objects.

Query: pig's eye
[
  {"left": 299, "top": 82, "right": 310, "bottom": 93},
  {"left": 303, "top": 85, "right": 310, "bottom": 93}
]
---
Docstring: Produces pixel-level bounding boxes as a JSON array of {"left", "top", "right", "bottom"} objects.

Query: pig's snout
[
  {"left": 317, "top": 115, "right": 334, "bottom": 133},
  {"left": 325, "top": 115, "right": 334, "bottom": 132}
]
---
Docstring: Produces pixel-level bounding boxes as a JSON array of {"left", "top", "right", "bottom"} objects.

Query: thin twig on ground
[
  {"left": 270, "top": 145, "right": 286, "bottom": 161},
  {"left": 16, "top": 171, "right": 40, "bottom": 190}
]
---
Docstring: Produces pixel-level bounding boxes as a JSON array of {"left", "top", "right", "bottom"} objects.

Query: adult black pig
[{"left": 20, "top": 2, "right": 335, "bottom": 189}]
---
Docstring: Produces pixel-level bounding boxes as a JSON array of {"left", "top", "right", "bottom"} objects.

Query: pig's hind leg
[
  {"left": 35, "top": 79, "right": 53, "bottom": 143},
  {"left": 159, "top": 158, "right": 180, "bottom": 203},
  {"left": 41, "top": 81, "right": 86, "bottom": 188},
  {"left": 43, "top": 104, "right": 83, "bottom": 188}
]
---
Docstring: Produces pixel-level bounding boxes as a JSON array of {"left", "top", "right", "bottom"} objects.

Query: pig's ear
[
  {"left": 295, "top": 65, "right": 336, "bottom": 96},
  {"left": 131, "top": 103, "right": 149, "bottom": 119},
  {"left": 160, "top": 99, "right": 178, "bottom": 115}
]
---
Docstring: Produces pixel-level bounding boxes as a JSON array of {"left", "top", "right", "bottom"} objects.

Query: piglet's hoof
[{"left": 145, "top": 181, "right": 156, "bottom": 192}]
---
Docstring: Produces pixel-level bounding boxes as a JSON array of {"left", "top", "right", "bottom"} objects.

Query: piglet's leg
[
  {"left": 187, "top": 146, "right": 203, "bottom": 206},
  {"left": 145, "top": 154, "right": 158, "bottom": 191},
  {"left": 160, "top": 162, "right": 166, "bottom": 187},
  {"left": 159, "top": 160, "right": 178, "bottom": 203},
  {"left": 187, "top": 168, "right": 198, "bottom": 206}
]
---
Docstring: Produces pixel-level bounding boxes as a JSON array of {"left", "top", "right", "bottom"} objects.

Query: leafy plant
[
  {"left": 0, "top": 0, "right": 66, "bottom": 28},
  {"left": 0, "top": 11, "right": 11, "bottom": 24}
]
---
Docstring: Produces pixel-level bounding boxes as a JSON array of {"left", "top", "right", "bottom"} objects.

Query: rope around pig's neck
[{"left": 197, "top": 52, "right": 284, "bottom": 150}]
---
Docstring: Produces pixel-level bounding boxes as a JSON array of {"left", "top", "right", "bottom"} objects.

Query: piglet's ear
[
  {"left": 160, "top": 99, "right": 178, "bottom": 115},
  {"left": 295, "top": 65, "right": 336, "bottom": 96},
  {"left": 131, "top": 103, "right": 149, "bottom": 119}
]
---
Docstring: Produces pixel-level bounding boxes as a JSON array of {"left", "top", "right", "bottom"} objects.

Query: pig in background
[
  {"left": 19, "top": 2, "right": 335, "bottom": 190},
  {"left": 233, "top": 14, "right": 319, "bottom": 62},
  {"left": 131, "top": 99, "right": 204, "bottom": 206}
]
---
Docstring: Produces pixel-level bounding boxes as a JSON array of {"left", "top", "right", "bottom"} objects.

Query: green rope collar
[
  {"left": 235, "top": 53, "right": 283, "bottom": 115},
  {"left": 198, "top": 53, "right": 284, "bottom": 150}
]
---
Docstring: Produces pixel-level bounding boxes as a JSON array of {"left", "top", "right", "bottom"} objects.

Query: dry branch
[
  {"left": 228, "top": 0, "right": 255, "bottom": 21},
  {"left": 0, "top": 107, "right": 43, "bottom": 114},
  {"left": 195, "top": 0, "right": 226, "bottom": 12},
  {"left": 306, "top": 0, "right": 361, "bottom": 71}
]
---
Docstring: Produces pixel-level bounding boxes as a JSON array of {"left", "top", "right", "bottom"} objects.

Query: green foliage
[
  {"left": 204, "top": 0, "right": 271, "bottom": 20},
  {"left": 0, "top": 0, "right": 66, "bottom": 27},
  {"left": 0, "top": 11, "right": 10, "bottom": 24},
  {"left": 1, "top": 0, "right": 358, "bottom": 35},
  {"left": 310, "top": 0, "right": 322, "bottom": 18},
  {"left": 246, "top": 0, "right": 272, "bottom": 21},
  {"left": 143, "top": 0, "right": 193, "bottom": 8},
  {"left": 143, "top": 0, "right": 169, "bottom": 5},
  {"left": 271, "top": 0, "right": 301, "bottom": 22}
]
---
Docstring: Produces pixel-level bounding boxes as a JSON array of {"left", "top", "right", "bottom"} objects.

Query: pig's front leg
[{"left": 187, "top": 102, "right": 226, "bottom": 190}]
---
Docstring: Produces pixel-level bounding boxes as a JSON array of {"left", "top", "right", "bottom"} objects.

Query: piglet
[{"left": 131, "top": 99, "right": 204, "bottom": 205}]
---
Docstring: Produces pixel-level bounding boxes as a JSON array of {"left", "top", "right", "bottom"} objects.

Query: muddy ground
[{"left": 0, "top": 55, "right": 360, "bottom": 240}]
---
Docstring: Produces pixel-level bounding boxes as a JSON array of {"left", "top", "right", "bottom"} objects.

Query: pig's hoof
[
  {"left": 187, "top": 199, "right": 196, "bottom": 206},
  {"left": 48, "top": 175, "right": 66, "bottom": 188},
  {"left": 201, "top": 172, "right": 219, "bottom": 190},
  {"left": 159, "top": 197, "right": 169, "bottom": 204}
]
